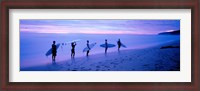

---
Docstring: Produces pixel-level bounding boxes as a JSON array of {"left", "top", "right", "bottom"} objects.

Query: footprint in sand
[
  {"left": 143, "top": 64, "right": 149, "bottom": 66},
  {"left": 86, "top": 68, "right": 92, "bottom": 71},
  {"left": 90, "top": 64, "right": 95, "bottom": 66},
  {"left": 114, "top": 63, "right": 119, "bottom": 65},
  {"left": 81, "top": 68, "right": 90, "bottom": 71},
  {"left": 104, "top": 66, "right": 109, "bottom": 68},
  {"left": 71, "top": 68, "right": 78, "bottom": 70},
  {"left": 98, "top": 62, "right": 102, "bottom": 64}
]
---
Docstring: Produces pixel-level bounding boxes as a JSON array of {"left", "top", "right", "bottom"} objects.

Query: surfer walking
[
  {"left": 52, "top": 41, "right": 57, "bottom": 61},
  {"left": 86, "top": 40, "right": 90, "bottom": 56},
  {"left": 117, "top": 39, "right": 122, "bottom": 51},
  {"left": 105, "top": 39, "right": 108, "bottom": 54},
  {"left": 71, "top": 42, "right": 76, "bottom": 58}
]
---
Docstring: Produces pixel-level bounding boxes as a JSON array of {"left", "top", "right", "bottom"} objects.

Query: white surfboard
[
  {"left": 121, "top": 43, "right": 127, "bottom": 48},
  {"left": 83, "top": 43, "right": 97, "bottom": 52},
  {"left": 45, "top": 43, "right": 60, "bottom": 56},
  {"left": 61, "top": 39, "right": 81, "bottom": 45},
  {"left": 117, "top": 41, "right": 127, "bottom": 48}
]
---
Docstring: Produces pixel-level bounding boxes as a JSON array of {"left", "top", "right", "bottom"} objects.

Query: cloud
[{"left": 20, "top": 20, "right": 180, "bottom": 34}]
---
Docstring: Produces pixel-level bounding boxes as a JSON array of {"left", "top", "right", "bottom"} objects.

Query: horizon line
[{"left": 20, "top": 31, "right": 160, "bottom": 35}]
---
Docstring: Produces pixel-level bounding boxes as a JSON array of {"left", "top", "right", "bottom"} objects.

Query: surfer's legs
[
  {"left": 52, "top": 53, "right": 56, "bottom": 60},
  {"left": 71, "top": 49, "right": 73, "bottom": 58},
  {"left": 52, "top": 55, "right": 55, "bottom": 60},
  {"left": 71, "top": 49, "right": 75, "bottom": 58},
  {"left": 105, "top": 48, "right": 108, "bottom": 54},
  {"left": 118, "top": 46, "right": 121, "bottom": 51},
  {"left": 86, "top": 50, "right": 89, "bottom": 56},
  {"left": 72, "top": 52, "right": 75, "bottom": 58},
  {"left": 71, "top": 54, "right": 74, "bottom": 58}
]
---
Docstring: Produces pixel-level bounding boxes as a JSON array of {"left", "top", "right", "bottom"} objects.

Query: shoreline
[{"left": 21, "top": 40, "right": 180, "bottom": 71}]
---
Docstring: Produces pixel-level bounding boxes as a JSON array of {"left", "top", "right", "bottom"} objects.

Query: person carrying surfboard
[
  {"left": 100, "top": 39, "right": 116, "bottom": 54},
  {"left": 71, "top": 42, "right": 76, "bottom": 58},
  {"left": 117, "top": 39, "right": 122, "bottom": 51},
  {"left": 86, "top": 40, "right": 90, "bottom": 56},
  {"left": 52, "top": 41, "right": 57, "bottom": 60},
  {"left": 105, "top": 39, "right": 108, "bottom": 54}
]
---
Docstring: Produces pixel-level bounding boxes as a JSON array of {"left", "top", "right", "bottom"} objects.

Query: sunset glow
[{"left": 20, "top": 20, "right": 180, "bottom": 34}]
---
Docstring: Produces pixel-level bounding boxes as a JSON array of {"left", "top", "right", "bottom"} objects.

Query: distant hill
[{"left": 158, "top": 30, "right": 180, "bottom": 35}]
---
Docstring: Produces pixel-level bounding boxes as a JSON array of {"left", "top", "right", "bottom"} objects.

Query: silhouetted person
[
  {"left": 105, "top": 39, "right": 108, "bottom": 54},
  {"left": 71, "top": 42, "right": 76, "bottom": 58},
  {"left": 52, "top": 41, "right": 57, "bottom": 61},
  {"left": 117, "top": 39, "right": 121, "bottom": 51},
  {"left": 86, "top": 40, "right": 90, "bottom": 56}
]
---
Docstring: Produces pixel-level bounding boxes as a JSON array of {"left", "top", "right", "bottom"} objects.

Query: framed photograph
[{"left": 1, "top": 0, "right": 199, "bottom": 91}]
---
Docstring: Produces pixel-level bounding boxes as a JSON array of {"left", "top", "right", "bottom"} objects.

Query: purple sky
[{"left": 20, "top": 20, "right": 180, "bottom": 34}]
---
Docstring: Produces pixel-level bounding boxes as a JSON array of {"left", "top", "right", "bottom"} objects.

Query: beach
[{"left": 21, "top": 40, "right": 180, "bottom": 71}]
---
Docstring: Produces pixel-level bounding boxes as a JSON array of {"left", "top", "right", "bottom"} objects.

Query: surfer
[
  {"left": 52, "top": 41, "right": 57, "bottom": 61},
  {"left": 86, "top": 40, "right": 90, "bottom": 56},
  {"left": 117, "top": 39, "right": 122, "bottom": 51},
  {"left": 71, "top": 42, "right": 76, "bottom": 58},
  {"left": 100, "top": 40, "right": 116, "bottom": 54},
  {"left": 105, "top": 39, "right": 108, "bottom": 54}
]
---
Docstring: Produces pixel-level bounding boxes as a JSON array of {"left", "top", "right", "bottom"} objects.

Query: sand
[{"left": 21, "top": 40, "right": 180, "bottom": 71}]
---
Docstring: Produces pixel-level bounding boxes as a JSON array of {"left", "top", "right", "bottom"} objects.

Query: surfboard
[
  {"left": 45, "top": 43, "right": 60, "bottom": 56},
  {"left": 83, "top": 43, "right": 97, "bottom": 52},
  {"left": 61, "top": 39, "right": 81, "bottom": 45},
  {"left": 117, "top": 41, "right": 127, "bottom": 48},
  {"left": 100, "top": 44, "right": 116, "bottom": 48},
  {"left": 121, "top": 43, "right": 127, "bottom": 48}
]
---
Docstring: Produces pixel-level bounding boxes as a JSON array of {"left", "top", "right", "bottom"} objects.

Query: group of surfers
[{"left": 51, "top": 39, "right": 123, "bottom": 60}]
